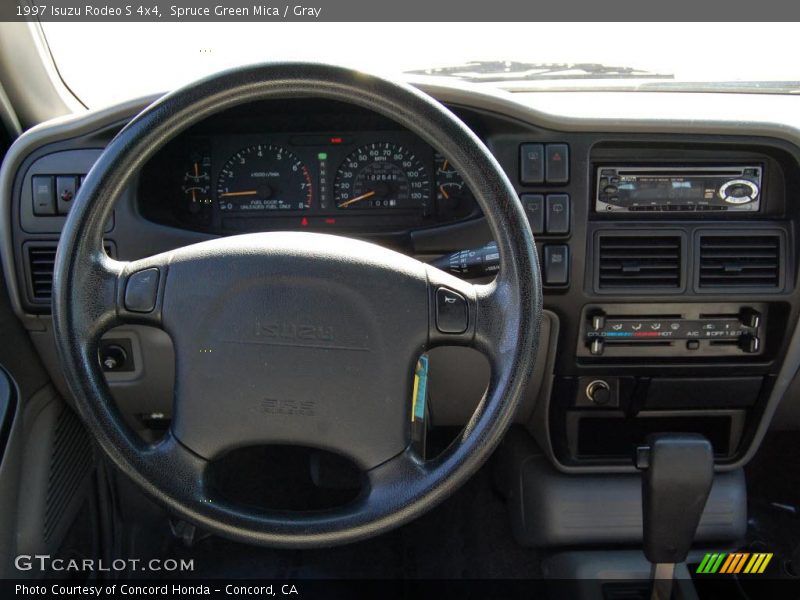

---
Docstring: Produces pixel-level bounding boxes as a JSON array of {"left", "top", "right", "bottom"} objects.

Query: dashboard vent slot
[
  {"left": 698, "top": 233, "right": 781, "bottom": 289},
  {"left": 596, "top": 234, "right": 682, "bottom": 290},
  {"left": 25, "top": 243, "right": 57, "bottom": 302}
]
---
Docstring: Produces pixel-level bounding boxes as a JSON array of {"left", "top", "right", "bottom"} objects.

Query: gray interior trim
[{"left": 3, "top": 77, "right": 800, "bottom": 475}]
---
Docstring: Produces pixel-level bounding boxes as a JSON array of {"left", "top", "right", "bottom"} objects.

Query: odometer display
[
  {"left": 334, "top": 143, "right": 430, "bottom": 210},
  {"left": 216, "top": 144, "right": 313, "bottom": 211}
]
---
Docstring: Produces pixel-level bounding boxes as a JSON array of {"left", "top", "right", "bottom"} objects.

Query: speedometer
[
  {"left": 333, "top": 143, "right": 430, "bottom": 210},
  {"left": 216, "top": 144, "right": 313, "bottom": 211}
]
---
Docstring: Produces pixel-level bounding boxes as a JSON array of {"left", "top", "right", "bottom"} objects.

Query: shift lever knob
[{"left": 638, "top": 433, "right": 714, "bottom": 565}]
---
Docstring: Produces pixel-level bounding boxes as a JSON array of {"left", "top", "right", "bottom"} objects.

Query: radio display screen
[{"left": 617, "top": 177, "right": 710, "bottom": 202}]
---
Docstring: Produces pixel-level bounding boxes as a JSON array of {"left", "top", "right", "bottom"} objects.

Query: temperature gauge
[
  {"left": 435, "top": 153, "right": 476, "bottom": 219},
  {"left": 182, "top": 151, "right": 212, "bottom": 212}
]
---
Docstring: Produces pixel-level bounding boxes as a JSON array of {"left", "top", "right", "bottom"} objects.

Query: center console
[{"left": 516, "top": 137, "right": 799, "bottom": 472}]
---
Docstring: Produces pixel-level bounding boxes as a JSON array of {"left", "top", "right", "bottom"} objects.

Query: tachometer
[
  {"left": 334, "top": 142, "right": 430, "bottom": 210},
  {"left": 216, "top": 144, "right": 313, "bottom": 211}
]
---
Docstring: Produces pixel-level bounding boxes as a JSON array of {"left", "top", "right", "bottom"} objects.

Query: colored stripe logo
[{"left": 696, "top": 552, "right": 773, "bottom": 574}]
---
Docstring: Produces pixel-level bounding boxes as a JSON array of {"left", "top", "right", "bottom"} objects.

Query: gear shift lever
[{"left": 637, "top": 433, "right": 714, "bottom": 600}]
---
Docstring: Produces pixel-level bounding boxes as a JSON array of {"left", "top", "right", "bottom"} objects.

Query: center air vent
[
  {"left": 697, "top": 232, "right": 782, "bottom": 290},
  {"left": 596, "top": 233, "right": 683, "bottom": 291}
]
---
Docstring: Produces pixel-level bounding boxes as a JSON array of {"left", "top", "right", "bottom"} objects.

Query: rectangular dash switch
[
  {"left": 544, "top": 245, "right": 570, "bottom": 286},
  {"left": 546, "top": 194, "right": 570, "bottom": 234},
  {"left": 521, "top": 194, "right": 544, "bottom": 234},
  {"left": 545, "top": 143, "right": 570, "bottom": 183},
  {"left": 520, "top": 143, "right": 545, "bottom": 184},
  {"left": 32, "top": 176, "right": 56, "bottom": 216}
]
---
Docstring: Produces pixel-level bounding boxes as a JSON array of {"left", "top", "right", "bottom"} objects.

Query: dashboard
[
  {"left": 3, "top": 82, "right": 800, "bottom": 478},
  {"left": 139, "top": 101, "right": 477, "bottom": 236}
]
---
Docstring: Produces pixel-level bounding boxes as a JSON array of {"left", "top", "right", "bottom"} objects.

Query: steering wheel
[{"left": 52, "top": 63, "right": 542, "bottom": 548}]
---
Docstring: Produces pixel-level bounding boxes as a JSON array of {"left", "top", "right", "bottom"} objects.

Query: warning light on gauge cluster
[
  {"left": 300, "top": 217, "right": 309, "bottom": 227},
  {"left": 329, "top": 137, "right": 343, "bottom": 145},
  {"left": 324, "top": 218, "right": 336, "bottom": 225}
]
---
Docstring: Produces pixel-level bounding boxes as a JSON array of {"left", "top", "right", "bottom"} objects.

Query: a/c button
[{"left": 436, "top": 288, "right": 468, "bottom": 334}]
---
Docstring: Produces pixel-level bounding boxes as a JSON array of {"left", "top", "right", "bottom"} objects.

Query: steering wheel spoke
[
  {"left": 425, "top": 265, "right": 521, "bottom": 369},
  {"left": 145, "top": 429, "right": 210, "bottom": 499}
]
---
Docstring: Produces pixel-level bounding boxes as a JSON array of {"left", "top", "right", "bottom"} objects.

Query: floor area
[{"left": 153, "top": 464, "right": 542, "bottom": 580}]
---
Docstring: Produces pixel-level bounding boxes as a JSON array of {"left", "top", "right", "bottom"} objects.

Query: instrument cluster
[{"left": 140, "top": 129, "right": 479, "bottom": 235}]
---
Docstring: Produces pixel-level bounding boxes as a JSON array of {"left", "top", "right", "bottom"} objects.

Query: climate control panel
[{"left": 578, "top": 303, "right": 767, "bottom": 358}]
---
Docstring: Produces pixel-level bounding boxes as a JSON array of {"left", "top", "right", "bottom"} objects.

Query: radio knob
[
  {"left": 720, "top": 179, "right": 758, "bottom": 204},
  {"left": 728, "top": 184, "right": 750, "bottom": 198}
]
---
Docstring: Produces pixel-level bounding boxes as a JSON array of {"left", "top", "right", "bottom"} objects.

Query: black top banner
[{"left": 2, "top": 0, "right": 800, "bottom": 21}]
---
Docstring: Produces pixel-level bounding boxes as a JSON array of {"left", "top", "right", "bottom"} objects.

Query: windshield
[{"left": 40, "top": 22, "right": 800, "bottom": 108}]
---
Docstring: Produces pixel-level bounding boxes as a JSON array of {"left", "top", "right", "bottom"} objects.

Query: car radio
[{"left": 595, "top": 165, "right": 762, "bottom": 213}]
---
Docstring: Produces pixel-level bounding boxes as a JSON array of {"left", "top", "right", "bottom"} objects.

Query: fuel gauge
[{"left": 182, "top": 151, "right": 212, "bottom": 212}]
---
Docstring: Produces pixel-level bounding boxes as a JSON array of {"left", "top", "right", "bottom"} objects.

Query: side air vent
[
  {"left": 697, "top": 232, "right": 782, "bottom": 290},
  {"left": 24, "top": 243, "right": 57, "bottom": 303},
  {"left": 24, "top": 241, "right": 115, "bottom": 306},
  {"left": 595, "top": 233, "right": 683, "bottom": 291}
]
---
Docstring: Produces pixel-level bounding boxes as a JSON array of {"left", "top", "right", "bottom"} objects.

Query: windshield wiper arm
[{"left": 406, "top": 61, "right": 674, "bottom": 83}]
